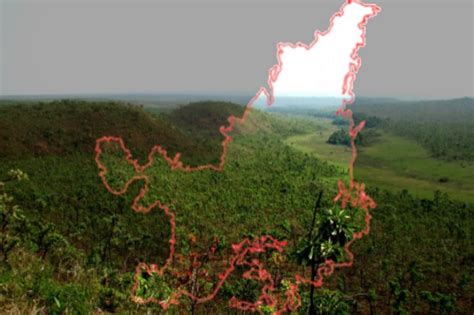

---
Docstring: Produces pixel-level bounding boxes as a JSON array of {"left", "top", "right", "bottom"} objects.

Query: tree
[
  {"left": 327, "top": 129, "right": 351, "bottom": 146},
  {"left": 294, "top": 191, "right": 357, "bottom": 315}
]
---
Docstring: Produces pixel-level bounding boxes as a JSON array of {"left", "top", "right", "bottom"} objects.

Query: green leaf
[{"left": 54, "top": 296, "right": 61, "bottom": 308}]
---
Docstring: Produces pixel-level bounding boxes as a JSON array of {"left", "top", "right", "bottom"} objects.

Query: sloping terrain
[{"left": 0, "top": 100, "right": 246, "bottom": 165}]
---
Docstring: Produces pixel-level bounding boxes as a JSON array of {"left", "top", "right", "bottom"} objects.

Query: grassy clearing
[
  {"left": 285, "top": 118, "right": 474, "bottom": 203},
  {"left": 355, "top": 132, "right": 474, "bottom": 203},
  {"left": 283, "top": 118, "right": 352, "bottom": 173}
]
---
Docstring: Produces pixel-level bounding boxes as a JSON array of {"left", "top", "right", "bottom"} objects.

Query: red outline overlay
[{"left": 94, "top": 1, "right": 380, "bottom": 313}]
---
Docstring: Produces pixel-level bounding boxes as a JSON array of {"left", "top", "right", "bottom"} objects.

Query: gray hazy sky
[{"left": 1, "top": 0, "right": 473, "bottom": 99}]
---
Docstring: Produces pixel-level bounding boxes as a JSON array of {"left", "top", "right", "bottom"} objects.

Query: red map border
[{"left": 94, "top": 1, "right": 380, "bottom": 313}]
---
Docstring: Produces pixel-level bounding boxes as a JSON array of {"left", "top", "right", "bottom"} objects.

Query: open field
[
  {"left": 355, "top": 132, "right": 474, "bottom": 203},
  {"left": 284, "top": 118, "right": 352, "bottom": 171},
  {"left": 285, "top": 118, "right": 474, "bottom": 203}
]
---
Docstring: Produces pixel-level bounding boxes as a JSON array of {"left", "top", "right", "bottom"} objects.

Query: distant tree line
[{"left": 353, "top": 98, "right": 474, "bottom": 161}]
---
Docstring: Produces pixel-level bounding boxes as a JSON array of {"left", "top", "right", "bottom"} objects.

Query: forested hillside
[{"left": 0, "top": 100, "right": 472, "bottom": 314}]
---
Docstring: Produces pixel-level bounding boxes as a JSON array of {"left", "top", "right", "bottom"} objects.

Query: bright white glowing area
[{"left": 270, "top": 1, "right": 378, "bottom": 99}]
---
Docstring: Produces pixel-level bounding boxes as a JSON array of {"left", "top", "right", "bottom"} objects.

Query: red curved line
[{"left": 94, "top": 0, "right": 380, "bottom": 312}]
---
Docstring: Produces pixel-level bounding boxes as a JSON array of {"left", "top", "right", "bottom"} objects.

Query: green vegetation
[
  {"left": 355, "top": 132, "right": 474, "bottom": 203},
  {"left": 285, "top": 118, "right": 352, "bottom": 170},
  {"left": 354, "top": 97, "right": 474, "bottom": 161},
  {"left": 0, "top": 99, "right": 243, "bottom": 165},
  {"left": 0, "top": 99, "right": 472, "bottom": 314},
  {"left": 294, "top": 191, "right": 365, "bottom": 315},
  {"left": 286, "top": 98, "right": 474, "bottom": 203},
  {"left": 330, "top": 188, "right": 473, "bottom": 315},
  {"left": 327, "top": 129, "right": 352, "bottom": 146}
]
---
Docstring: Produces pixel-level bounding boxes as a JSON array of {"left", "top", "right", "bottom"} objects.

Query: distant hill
[
  {"left": 0, "top": 93, "right": 253, "bottom": 111},
  {"left": 0, "top": 99, "right": 245, "bottom": 165},
  {"left": 165, "top": 101, "right": 245, "bottom": 141},
  {"left": 354, "top": 97, "right": 474, "bottom": 124}
]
